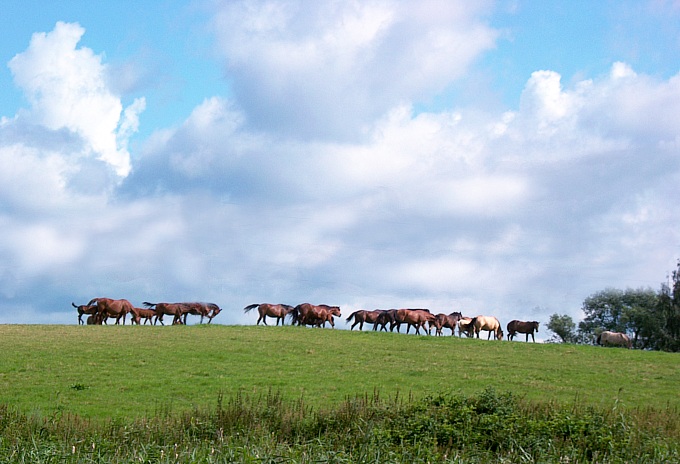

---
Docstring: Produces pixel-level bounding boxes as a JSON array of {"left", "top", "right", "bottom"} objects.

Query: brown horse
[
  {"left": 346, "top": 310, "right": 384, "bottom": 330},
  {"left": 470, "top": 315, "right": 503, "bottom": 340},
  {"left": 507, "top": 320, "right": 539, "bottom": 342},
  {"left": 291, "top": 303, "right": 341, "bottom": 328},
  {"left": 72, "top": 302, "right": 98, "bottom": 325},
  {"left": 143, "top": 302, "right": 186, "bottom": 325},
  {"left": 372, "top": 309, "right": 398, "bottom": 332},
  {"left": 133, "top": 307, "right": 156, "bottom": 325},
  {"left": 181, "top": 302, "right": 222, "bottom": 324},
  {"left": 596, "top": 331, "right": 632, "bottom": 348},
  {"left": 87, "top": 298, "right": 138, "bottom": 325},
  {"left": 396, "top": 309, "right": 434, "bottom": 335},
  {"left": 244, "top": 303, "right": 294, "bottom": 326},
  {"left": 431, "top": 312, "right": 463, "bottom": 336}
]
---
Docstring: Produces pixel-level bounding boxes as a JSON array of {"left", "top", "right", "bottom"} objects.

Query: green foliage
[
  {"left": 0, "top": 389, "right": 677, "bottom": 463},
  {"left": 546, "top": 313, "right": 579, "bottom": 343},
  {"left": 576, "top": 260, "right": 680, "bottom": 351}
]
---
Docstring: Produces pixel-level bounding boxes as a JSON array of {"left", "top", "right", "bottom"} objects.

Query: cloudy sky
[{"left": 1, "top": 1, "right": 679, "bottom": 331}]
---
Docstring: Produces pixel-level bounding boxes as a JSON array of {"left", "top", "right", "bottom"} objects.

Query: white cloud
[
  {"left": 8, "top": 21, "right": 144, "bottom": 177},
  {"left": 210, "top": 0, "right": 498, "bottom": 139}
]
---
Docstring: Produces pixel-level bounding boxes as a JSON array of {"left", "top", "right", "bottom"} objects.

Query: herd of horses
[
  {"left": 72, "top": 298, "right": 222, "bottom": 325},
  {"left": 72, "top": 299, "right": 633, "bottom": 348},
  {"left": 243, "top": 304, "right": 541, "bottom": 342}
]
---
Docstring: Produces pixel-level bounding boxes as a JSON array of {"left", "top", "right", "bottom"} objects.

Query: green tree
[
  {"left": 578, "top": 287, "right": 658, "bottom": 347},
  {"left": 656, "top": 261, "right": 680, "bottom": 352},
  {"left": 546, "top": 313, "right": 578, "bottom": 343}
]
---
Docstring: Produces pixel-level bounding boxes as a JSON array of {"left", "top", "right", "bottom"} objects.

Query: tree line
[{"left": 547, "top": 260, "right": 680, "bottom": 352}]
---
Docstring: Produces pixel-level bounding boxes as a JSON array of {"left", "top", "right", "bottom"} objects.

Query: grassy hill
[{"left": 0, "top": 324, "right": 677, "bottom": 420}]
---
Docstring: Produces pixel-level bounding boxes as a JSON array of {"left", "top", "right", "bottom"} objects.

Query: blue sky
[{"left": 1, "top": 1, "right": 679, "bottom": 333}]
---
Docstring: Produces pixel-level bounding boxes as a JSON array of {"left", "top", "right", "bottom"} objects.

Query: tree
[
  {"left": 656, "top": 261, "right": 680, "bottom": 352},
  {"left": 578, "top": 287, "right": 658, "bottom": 347},
  {"left": 546, "top": 313, "right": 578, "bottom": 343}
]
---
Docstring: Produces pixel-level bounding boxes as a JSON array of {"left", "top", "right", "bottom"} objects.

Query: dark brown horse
[
  {"left": 244, "top": 303, "right": 294, "bottom": 326},
  {"left": 507, "top": 320, "right": 539, "bottom": 342},
  {"left": 87, "top": 298, "right": 138, "bottom": 325},
  {"left": 346, "top": 309, "right": 384, "bottom": 330},
  {"left": 431, "top": 312, "right": 463, "bottom": 336},
  {"left": 143, "top": 302, "right": 186, "bottom": 325},
  {"left": 181, "top": 302, "right": 222, "bottom": 324},
  {"left": 72, "top": 302, "right": 98, "bottom": 325},
  {"left": 291, "top": 303, "right": 341, "bottom": 328},
  {"left": 372, "top": 309, "right": 398, "bottom": 332}
]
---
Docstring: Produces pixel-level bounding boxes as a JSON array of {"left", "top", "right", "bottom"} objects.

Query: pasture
[{"left": 0, "top": 324, "right": 677, "bottom": 420}]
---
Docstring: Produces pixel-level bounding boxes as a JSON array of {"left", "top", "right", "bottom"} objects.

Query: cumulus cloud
[
  {"left": 210, "top": 0, "right": 498, "bottom": 139},
  {"left": 8, "top": 21, "right": 144, "bottom": 177},
  {"left": 1, "top": 10, "right": 679, "bottom": 329}
]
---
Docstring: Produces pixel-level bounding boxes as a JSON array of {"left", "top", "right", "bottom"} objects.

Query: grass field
[{"left": 0, "top": 324, "right": 677, "bottom": 420}]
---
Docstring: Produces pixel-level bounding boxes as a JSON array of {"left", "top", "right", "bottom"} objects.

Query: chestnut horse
[
  {"left": 470, "top": 315, "right": 503, "bottom": 340},
  {"left": 87, "top": 298, "right": 138, "bottom": 325},
  {"left": 133, "top": 307, "right": 156, "bottom": 325},
  {"left": 507, "top": 320, "right": 539, "bottom": 342},
  {"left": 244, "top": 303, "right": 294, "bottom": 326},
  {"left": 397, "top": 309, "right": 434, "bottom": 335},
  {"left": 431, "top": 312, "right": 463, "bottom": 336},
  {"left": 291, "top": 303, "right": 341, "bottom": 328},
  {"left": 181, "top": 302, "right": 222, "bottom": 324},
  {"left": 143, "top": 302, "right": 186, "bottom": 325},
  {"left": 346, "top": 310, "right": 384, "bottom": 331},
  {"left": 72, "top": 302, "right": 98, "bottom": 325}
]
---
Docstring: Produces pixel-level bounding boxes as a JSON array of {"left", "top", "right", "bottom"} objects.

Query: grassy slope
[{"left": 0, "top": 324, "right": 677, "bottom": 419}]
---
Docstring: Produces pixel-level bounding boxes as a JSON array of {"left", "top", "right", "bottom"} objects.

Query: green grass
[{"left": 0, "top": 324, "right": 678, "bottom": 420}]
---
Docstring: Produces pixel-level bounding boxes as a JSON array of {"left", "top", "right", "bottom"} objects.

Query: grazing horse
[
  {"left": 291, "top": 303, "right": 341, "bottom": 328},
  {"left": 181, "top": 302, "right": 222, "bottom": 324},
  {"left": 143, "top": 302, "right": 186, "bottom": 325},
  {"left": 457, "top": 317, "right": 475, "bottom": 337},
  {"left": 244, "top": 303, "right": 294, "bottom": 326},
  {"left": 346, "top": 310, "right": 384, "bottom": 331},
  {"left": 507, "top": 320, "right": 540, "bottom": 342},
  {"left": 87, "top": 298, "right": 138, "bottom": 325},
  {"left": 72, "top": 302, "right": 98, "bottom": 325},
  {"left": 431, "top": 312, "right": 463, "bottom": 336},
  {"left": 470, "top": 316, "right": 503, "bottom": 340},
  {"left": 596, "top": 331, "right": 632, "bottom": 349}
]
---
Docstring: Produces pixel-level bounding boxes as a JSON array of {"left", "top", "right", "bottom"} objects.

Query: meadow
[
  {"left": 0, "top": 324, "right": 678, "bottom": 462},
  {"left": 0, "top": 324, "right": 678, "bottom": 418}
]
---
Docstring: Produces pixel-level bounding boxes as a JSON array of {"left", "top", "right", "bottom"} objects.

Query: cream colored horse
[
  {"left": 596, "top": 331, "right": 631, "bottom": 348},
  {"left": 471, "top": 315, "right": 503, "bottom": 340}
]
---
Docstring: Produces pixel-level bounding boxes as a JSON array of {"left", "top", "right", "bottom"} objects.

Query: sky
[{"left": 1, "top": 1, "right": 679, "bottom": 333}]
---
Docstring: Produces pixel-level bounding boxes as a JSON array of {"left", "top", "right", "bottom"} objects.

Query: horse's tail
[
  {"left": 596, "top": 333, "right": 602, "bottom": 345},
  {"left": 143, "top": 302, "right": 157, "bottom": 308},
  {"left": 243, "top": 304, "right": 259, "bottom": 313},
  {"left": 72, "top": 302, "right": 78, "bottom": 309},
  {"left": 345, "top": 311, "right": 358, "bottom": 322}
]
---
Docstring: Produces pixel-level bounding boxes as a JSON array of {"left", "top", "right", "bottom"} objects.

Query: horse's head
[{"left": 331, "top": 307, "right": 341, "bottom": 316}]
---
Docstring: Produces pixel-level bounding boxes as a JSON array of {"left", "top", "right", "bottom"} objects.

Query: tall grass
[{"left": 0, "top": 388, "right": 677, "bottom": 463}]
